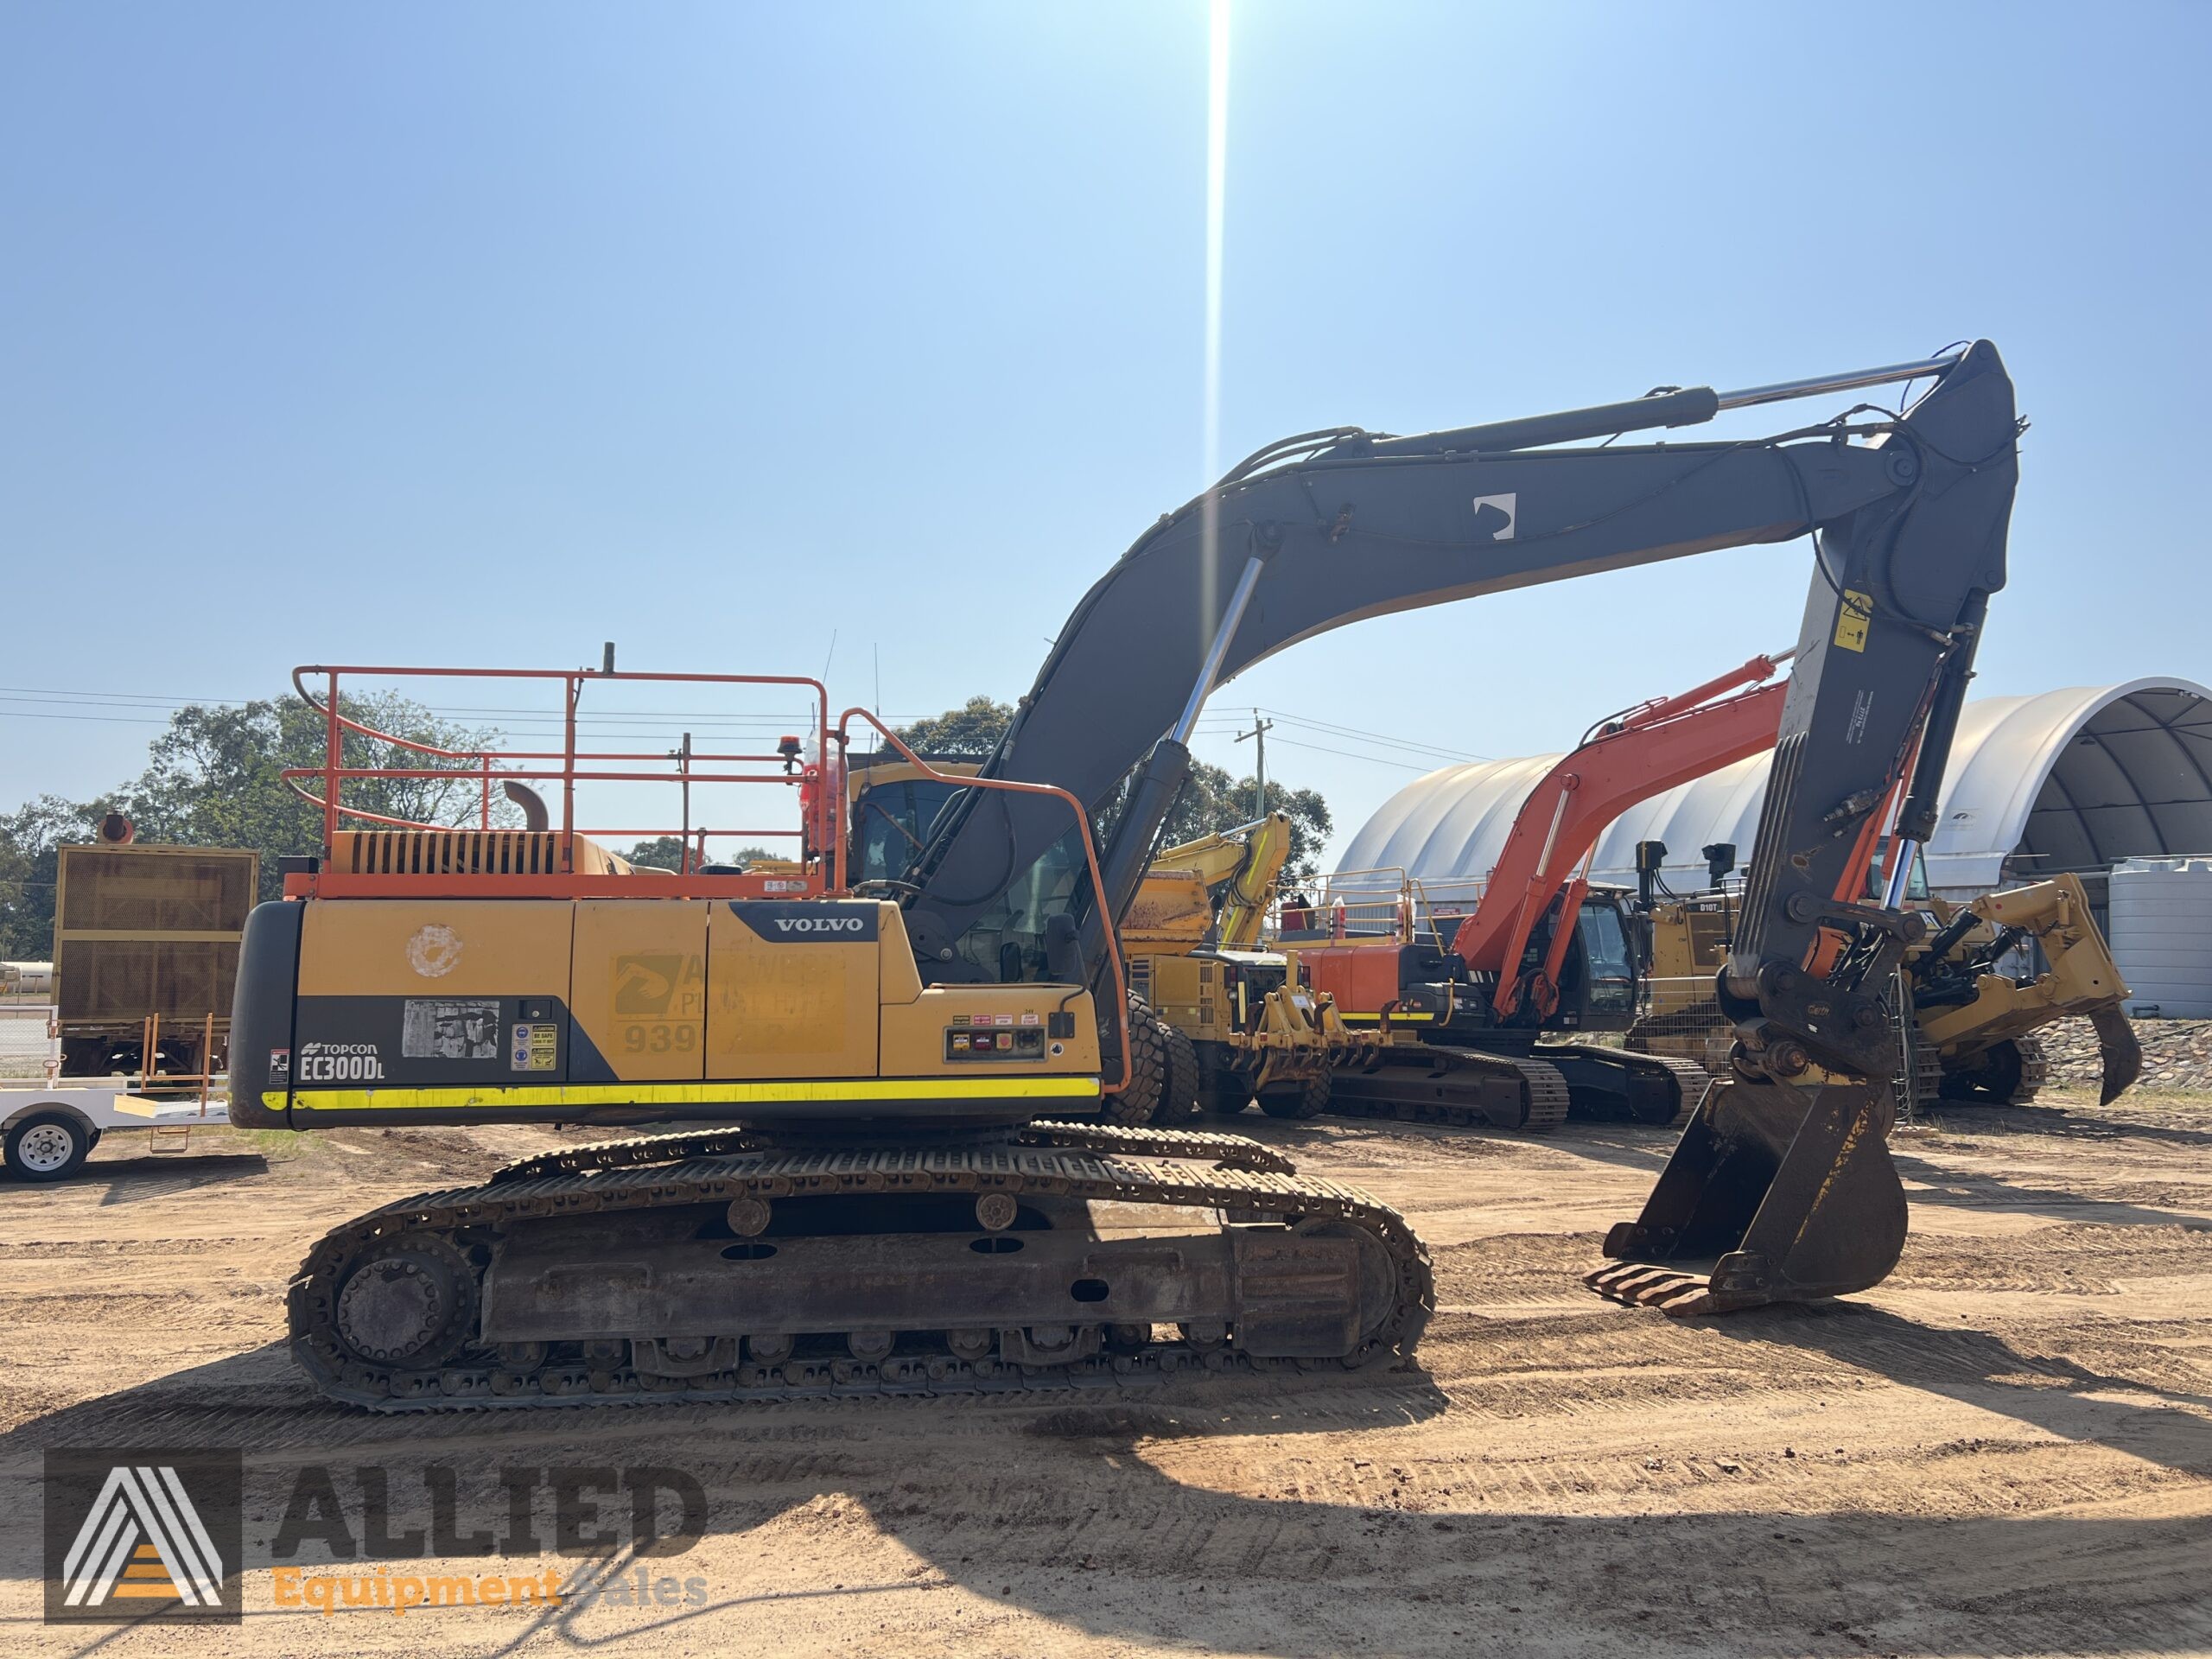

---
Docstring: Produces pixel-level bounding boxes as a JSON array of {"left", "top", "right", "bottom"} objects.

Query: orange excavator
[{"left": 1302, "top": 652, "right": 1790, "bottom": 1129}]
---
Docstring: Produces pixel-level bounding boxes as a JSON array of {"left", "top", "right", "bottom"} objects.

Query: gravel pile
[{"left": 2037, "top": 1014, "right": 2212, "bottom": 1093}]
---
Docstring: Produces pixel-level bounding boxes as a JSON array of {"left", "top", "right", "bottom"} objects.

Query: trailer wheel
[{"left": 6, "top": 1113, "right": 91, "bottom": 1181}]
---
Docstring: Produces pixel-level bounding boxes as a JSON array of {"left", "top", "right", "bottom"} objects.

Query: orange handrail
[{"left": 283, "top": 663, "right": 836, "bottom": 879}]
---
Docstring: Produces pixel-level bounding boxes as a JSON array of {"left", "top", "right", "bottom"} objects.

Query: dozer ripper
[
  {"left": 236, "top": 340, "right": 2020, "bottom": 1406},
  {"left": 1299, "top": 652, "right": 1794, "bottom": 1130}
]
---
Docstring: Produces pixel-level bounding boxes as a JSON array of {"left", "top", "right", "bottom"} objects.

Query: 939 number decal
[{"left": 620, "top": 1022, "right": 700, "bottom": 1054}]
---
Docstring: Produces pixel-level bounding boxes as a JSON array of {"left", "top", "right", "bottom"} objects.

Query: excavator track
[
  {"left": 1623, "top": 1052, "right": 1711, "bottom": 1126},
  {"left": 2011, "top": 1033, "right": 2052, "bottom": 1103},
  {"left": 1324, "top": 1046, "right": 1572, "bottom": 1133},
  {"left": 291, "top": 1140, "right": 1431, "bottom": 1412},
  {"left": 1539, "top": 1045, "right": 1712, "bottom": 1126},
  {"left": 488, "top": 1121, "right": 1299, "bottom": 1185}
]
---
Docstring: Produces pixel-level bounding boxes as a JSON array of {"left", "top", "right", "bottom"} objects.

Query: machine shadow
[
  {"left": 0, "top": 1337, "right": 1452, "bottom": 1459},
  {"left": 1891, "top": 1147, "right": 2212, "bottom": 1230},
  {"left": 356, "top": 1411, "right": 2212, "bottom": 1658},
  {"left": 77, "top": 1150, "right": 274, "bottom": 1199},
  {"left": 1917, "top": 1096, "right": 2212, "bottom": 1152},
  {"left": 1688, "top": 1299, "right": 2212, "bottom": 1474},
  {"left": 10, "top": 1336, "right": 2211, "bottom": 1654}
]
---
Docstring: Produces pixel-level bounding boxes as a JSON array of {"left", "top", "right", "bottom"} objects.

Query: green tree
[
  {"left": 0, "top": 693, "right": 512, "bottom": 931},
  {"left": 0, "top": 795, "right": 119, "bottom": 960},
  {"left": 891, "top": 696, "right": 1013, "bottom": 757},
  {"left": 622, "top": 837, "right": 778, "bottom": 872},
  {"left": 122, "top": 691, "right": 516, "bottom": 899}
]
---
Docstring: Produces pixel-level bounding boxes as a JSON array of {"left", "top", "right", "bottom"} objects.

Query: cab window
[
  {"left": 853, "top": 779, "right": 966, "bottom": 886},
  {"left": 1864, "top": 842, "right": 1930, "bottom": 902},
  {"left": 1575, "top": 902, "right": 1637, "bottom": 1018}
]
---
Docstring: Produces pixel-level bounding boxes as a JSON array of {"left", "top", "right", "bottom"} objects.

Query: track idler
[{"left": 1584, "top": 1075, "right": 1907, "bottom": 1316}]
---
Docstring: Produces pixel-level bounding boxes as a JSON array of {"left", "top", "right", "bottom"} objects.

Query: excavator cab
[
  {"left": 844, "top": 753, "right": 980, "bottom": 889},
  {"left": 1549, "top": 892, "right": 1641, "bottom": 1031}
]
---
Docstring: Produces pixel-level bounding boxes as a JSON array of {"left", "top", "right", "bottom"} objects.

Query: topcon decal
[{"left": 297, "top": 1043, "right": 387, "bottom": 1083}]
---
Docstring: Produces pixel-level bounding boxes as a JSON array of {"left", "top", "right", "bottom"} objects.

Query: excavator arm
[
  {"left": 1122, "top": 812, "right": 1294, "bottom": 952},
  {"left": 1449, "top": 652, "right": 1790, "bottom": 1019},
  {"left": 904, "top": 344, "right": 2017, "bottom": 1019},
  {"left": 907, "top": 340, "right": 2018, "bottom": 1319}
]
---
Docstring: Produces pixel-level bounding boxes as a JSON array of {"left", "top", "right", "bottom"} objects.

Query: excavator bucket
[
  {"left": 2091, "top": 1006, "right": 2144, "bottom": 1106},
  {"left": 1584, "top": 1077, "right": 1907, "bottom": 1316}
]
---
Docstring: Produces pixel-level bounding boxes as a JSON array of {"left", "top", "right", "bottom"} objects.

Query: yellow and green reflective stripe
[{"left": 271, "top": 1075, "right": 1103, "bottom": 1115}]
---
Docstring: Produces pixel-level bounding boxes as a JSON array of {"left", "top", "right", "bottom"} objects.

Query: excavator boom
[
  {"left": 903, "top": 346, "right": 2012, "bottom": 1013},
  {"left": 1449, "top": 654, "right": 1789, "bottom": 1019},
  {"left": 1125, "top": 814, "right": 1294, "bottom": 952},
  {"left": 1299, "top": 653, "right": 1796, "bottom": 1132}
]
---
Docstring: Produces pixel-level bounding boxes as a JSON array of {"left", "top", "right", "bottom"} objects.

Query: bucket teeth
[{"left": 1582, "top": 1262, "right": 1719, "bottom": 1316}]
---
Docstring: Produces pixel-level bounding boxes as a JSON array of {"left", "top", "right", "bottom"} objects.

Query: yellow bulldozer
[
  {"left": 1121, "top": 813, "right": 1354, "bottom": 1120},
  {"left": 1628, "top": 870, "right": 2142, "bottom": 1108}
]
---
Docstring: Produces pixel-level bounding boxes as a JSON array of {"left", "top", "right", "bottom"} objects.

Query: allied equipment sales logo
[
  {"left": 44, "top": 1448, "right": 244, "bottom": 1624},
  {"left": 46, "top": 1453, "right": 706, "bottom": 1625}
]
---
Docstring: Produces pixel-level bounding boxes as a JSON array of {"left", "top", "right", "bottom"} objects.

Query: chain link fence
[{"left": 0, "top": 1005, "right": 59, "bottom": 1079}]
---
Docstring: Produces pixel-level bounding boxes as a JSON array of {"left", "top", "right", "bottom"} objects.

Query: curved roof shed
[{"left": 1334, "top": 677, "right": 2212, "bottom": 898}]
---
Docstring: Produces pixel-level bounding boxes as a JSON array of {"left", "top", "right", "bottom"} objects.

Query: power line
[
  {"left": 1254, "top": 708, "right": 1490, "bottom": 762},
  {"left": 1264, "top": 735, "right": 1436, "bottom": 770},
  {"left": 0, "top": 682, "right": 1487, "bottom": 772}
]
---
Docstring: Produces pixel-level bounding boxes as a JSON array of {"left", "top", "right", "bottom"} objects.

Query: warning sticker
[
  {"left": 510, "top": 1023, "right": 558, "bottom": 1071},
  {"left": 1834, "top": 588, "right": 1873, "bottom": 653}
]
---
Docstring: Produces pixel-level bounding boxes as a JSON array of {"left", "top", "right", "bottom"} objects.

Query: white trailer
[{"left": 1, "top": 1083, "right": 229, "bottom": 1180}]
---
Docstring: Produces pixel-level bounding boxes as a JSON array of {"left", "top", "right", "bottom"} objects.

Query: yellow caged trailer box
[{"left": 52, "top": 819, "right": 257, "bottom": 1078}]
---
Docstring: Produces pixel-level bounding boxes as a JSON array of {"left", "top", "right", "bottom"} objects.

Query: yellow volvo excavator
[{"left": 233, "top": 341, "right": 2024, "bottom": 1405}]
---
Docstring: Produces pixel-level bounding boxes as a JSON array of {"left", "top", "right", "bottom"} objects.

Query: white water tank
[{"left": 2108, "top": 856, "right": 2212, "bottom": 1018}]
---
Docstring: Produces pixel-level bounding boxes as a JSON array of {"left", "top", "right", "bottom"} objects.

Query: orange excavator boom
[{"left": 1452, "top": 652, "right": 1791, "bottom": 1018}]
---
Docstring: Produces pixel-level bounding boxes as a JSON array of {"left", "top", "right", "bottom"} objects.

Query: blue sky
[{"left": 3, "top": 3, "right": 2207, "bottom": 864}]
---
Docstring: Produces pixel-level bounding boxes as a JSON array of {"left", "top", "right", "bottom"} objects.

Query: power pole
[{"left": 1236, "top": 709, "right": 1273, "bottom": 817}]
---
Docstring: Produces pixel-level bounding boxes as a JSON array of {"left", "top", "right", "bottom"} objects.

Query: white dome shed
[{"left": 1334, "top": 677, "right": 2212, "bottom": 904}]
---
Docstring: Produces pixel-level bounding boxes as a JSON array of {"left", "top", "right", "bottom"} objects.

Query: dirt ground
[{"left": 3, "top": 1089, "right": 2209, "bottom": 1658}]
